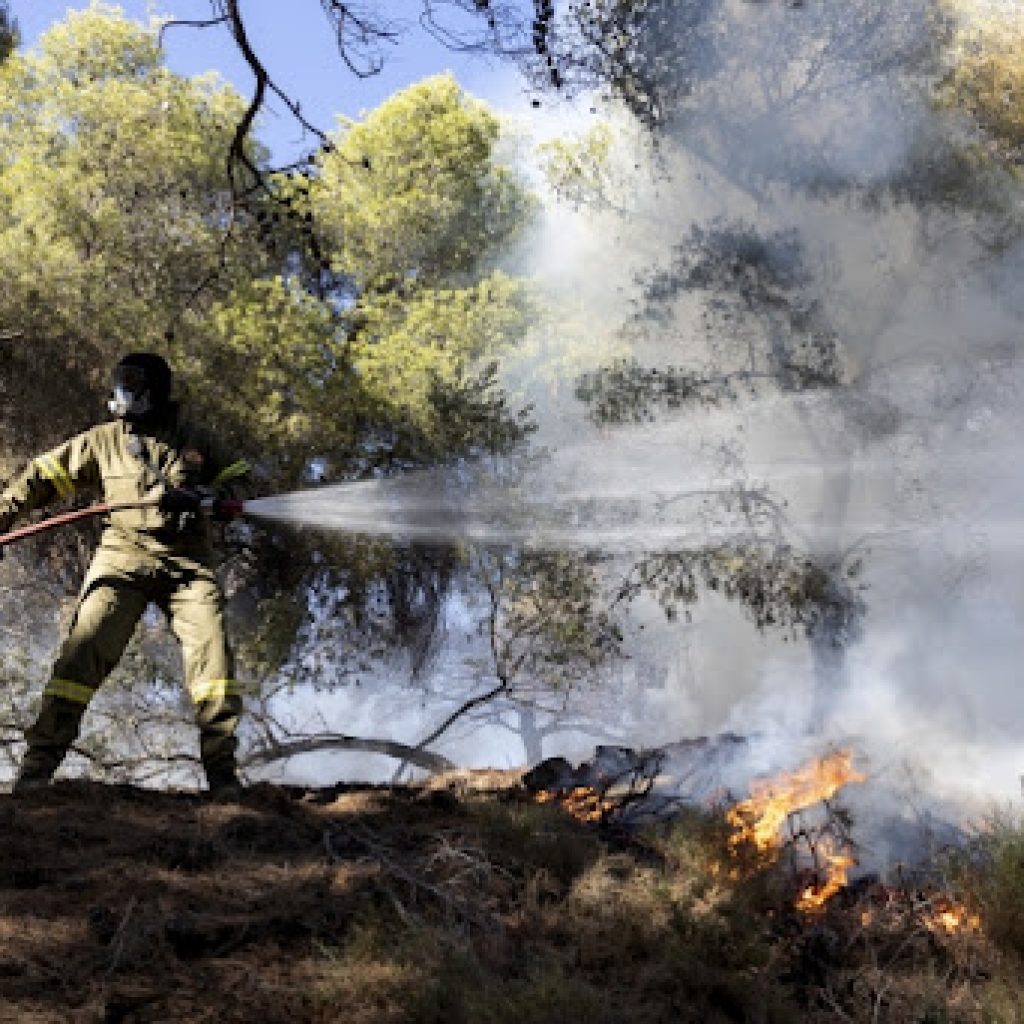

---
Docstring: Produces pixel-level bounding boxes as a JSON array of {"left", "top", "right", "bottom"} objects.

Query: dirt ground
[{"left": 0, "top": 779, "right": 520, "bottom": 1024}]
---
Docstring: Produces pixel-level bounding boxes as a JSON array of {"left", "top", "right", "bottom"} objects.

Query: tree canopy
[{"left": 0, "top": 10, "right": 531, "bottom": 482}]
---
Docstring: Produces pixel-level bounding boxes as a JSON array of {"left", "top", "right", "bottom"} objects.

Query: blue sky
[{"left": 11, "top": 1, "right": 532, "bottom": 162}]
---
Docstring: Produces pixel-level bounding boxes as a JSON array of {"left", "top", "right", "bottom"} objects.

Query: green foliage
[
  {"left": 481, "top": 550, "right": 624, "bottom": 691},
  {"left": 0, "top": 3, "right": 258, "bottom": 451},
  {"left": 314, "top": 74, "right": 531, "bottom": 290},
  {"left": 537, "top": 123, "right": 624, "bottom": 210},
  {"left": 347, "top": 273, "right": 530, "bottom": 461},
  {"left": 946, "top": 813, "right": 1024, "bottom": 957},
  {"left": 575, "top": 223, "right": 844, "bottom": 429},
  {"left": 618, "top": 540, "right": 865, "bottom": 643},
  {"left": 939, "top": 2, "right": 1024, "bottom": 170},
  {"left": 0, "top": 13, "right": 531, "bottom": 476},
  {"left": 299, "top": 74, "right": 535, "bottom": 469},
  {"left": 200, "top": 278, "right": 341, "bottom": 481}
]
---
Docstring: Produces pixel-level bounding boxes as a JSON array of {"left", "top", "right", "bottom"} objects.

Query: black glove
[
  {"left": 158, "top": 488, "right": 202, "bottom": 531},
  {"left": 0, "top": 509, "right": 15, "bottom": 558}
]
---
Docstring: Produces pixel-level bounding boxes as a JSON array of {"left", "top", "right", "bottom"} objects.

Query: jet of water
[{"left": 242, "top": 461, "right": 1024, "bottom": 554}]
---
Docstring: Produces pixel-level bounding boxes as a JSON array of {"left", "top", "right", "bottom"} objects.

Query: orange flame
[
  {"left": 796, "top": 838, "right": 857, "bottom": 911},
  {"left": 535, "top": 785, "right": 617, "bottom": 823},
  {"left": 927, "top": 902, "right": 983, "bottom": 935},
  {"left": 727, "top": 751, "right": 866, "bottom": 911},
  {"left": 727, "top": 751, "right": 865, "bottom": 849}
]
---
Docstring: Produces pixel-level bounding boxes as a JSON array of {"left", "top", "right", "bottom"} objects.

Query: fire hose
[{"left": 0, "top": 496, "right": 247, "bottom": 551}]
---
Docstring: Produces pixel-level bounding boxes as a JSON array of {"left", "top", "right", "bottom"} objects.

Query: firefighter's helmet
[{"left": 108, "top": 353, "right": 172, "bottom": 420}]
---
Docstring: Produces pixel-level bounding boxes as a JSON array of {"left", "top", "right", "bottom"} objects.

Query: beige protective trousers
[{"left": 22, "top": 540, "right": 242, "bottom": 784}]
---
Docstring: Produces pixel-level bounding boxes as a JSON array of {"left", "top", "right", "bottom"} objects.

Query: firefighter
[{"left": 0, "top": 353, "right": 250, "bottom": 795}]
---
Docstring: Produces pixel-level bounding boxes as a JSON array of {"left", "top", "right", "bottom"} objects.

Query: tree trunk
[{"left": 516, "top": 704, "right": 544, "bottom": 764}]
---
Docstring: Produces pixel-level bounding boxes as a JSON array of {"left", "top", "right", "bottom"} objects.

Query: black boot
[
  {"left": 204, "top": 762, "right": 242, "bottom": 799},
  {"left": 12, "top": 752, "right": 60, "bottom": 795}
]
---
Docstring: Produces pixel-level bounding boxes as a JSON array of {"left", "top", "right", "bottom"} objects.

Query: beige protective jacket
[{"left": 0, "top": 407, "right": 250, "bottom": 556}]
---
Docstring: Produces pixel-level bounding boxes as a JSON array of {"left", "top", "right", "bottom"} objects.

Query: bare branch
[
  {"left": 266, "top": 81, "right": 330, "bottom": 146},
  {"left": 320, "top": 1, "right": 401, "bottom": 78},
  {"left": 157, "top": 14, "right": 228, "bottom": 48},
  {"left": 419, "top": 0, "right": 531, "bottom": 57},
  {"left": 413, "top": 680, "right": 510, "bottom": 754}
]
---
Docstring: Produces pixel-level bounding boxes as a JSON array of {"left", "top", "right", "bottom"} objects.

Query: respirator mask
[{"left": 108, "top": 358, "right": 163, "bottom": 417}]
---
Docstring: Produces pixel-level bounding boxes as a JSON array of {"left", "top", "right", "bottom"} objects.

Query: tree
[
  {"left": 0, "top": 10, "right": 530, "bottom": 469},
  {"left": 307, "top": 74, "right": 533, "bottom": 466},
  {"left": 516, "top": 0, "right": 1022, "bottom": 730},
  {"left": 554, "top": 209, "right": 866, "bottom": 723}
]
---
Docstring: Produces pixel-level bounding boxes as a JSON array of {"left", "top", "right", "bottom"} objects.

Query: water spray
[
  {"left": 4, "top": 455, "right": 1018, "bottom": 558},
  {"left": 0, "top": 476, "right": 779, "bottom": 554}
]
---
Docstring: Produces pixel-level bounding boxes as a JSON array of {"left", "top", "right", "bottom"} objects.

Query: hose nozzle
[{"left": 211, "top": 498, "right": 246, "bottom": 522}]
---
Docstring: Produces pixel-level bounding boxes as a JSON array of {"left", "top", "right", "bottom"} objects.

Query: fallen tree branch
[{"left": 243, "top": 732, "right": 455, "bottom": 773}]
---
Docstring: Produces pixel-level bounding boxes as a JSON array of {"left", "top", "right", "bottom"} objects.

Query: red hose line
[{"left": 0, "top": 501, "right": 160, "bottom": 548}]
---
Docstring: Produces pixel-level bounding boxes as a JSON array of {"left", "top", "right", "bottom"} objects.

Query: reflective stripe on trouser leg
[
  {"left": 23, "top": 551, "right": 149, "bottom": 775},
  {"left": 166, "top": 569, "right": 241, "bottom": 778}
]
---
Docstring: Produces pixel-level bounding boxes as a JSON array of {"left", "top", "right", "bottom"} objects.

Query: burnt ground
[{"left": 0, "top": 777, "right": 1021, "bottom": 1024}]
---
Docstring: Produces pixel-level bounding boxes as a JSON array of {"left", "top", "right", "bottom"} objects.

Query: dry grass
[{"left": 0, "top": 781, "right": 1022, "bottom": 1023}]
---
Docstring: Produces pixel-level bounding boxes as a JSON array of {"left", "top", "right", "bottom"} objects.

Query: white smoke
[
  {"left": 481, "top": 0, "right": 1024, "bottom": 835},
  {"left": 264, "top": 0, "right": 1024, "bottom": 862}
]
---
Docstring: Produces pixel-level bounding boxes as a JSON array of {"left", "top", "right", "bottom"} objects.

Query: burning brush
[
  {"left": 726, "top": 750, "right": 866, "bottom": 912},
  {"left": 524, "top": 747, "right": 666, "bottom": 825}
]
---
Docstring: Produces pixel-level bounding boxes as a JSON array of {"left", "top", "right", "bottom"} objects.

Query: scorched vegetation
[{"left": 1, "top": 777, "right": 1023, "bottom": 1023}]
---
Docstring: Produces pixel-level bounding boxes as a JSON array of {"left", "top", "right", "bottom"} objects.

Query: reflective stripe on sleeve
[
  {"left": 210, "top": 460, "right": 251, "bottom": 488},
  {"left": 43, "top": 678, "right": 96, "bottom": 704},
  {"left": 33, "top": 455, "right": 75, "bottom": 500},
  {"left": 190, "top": 679, "right": 243, "bottom": 704}
]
